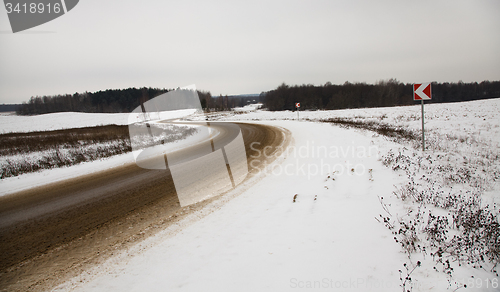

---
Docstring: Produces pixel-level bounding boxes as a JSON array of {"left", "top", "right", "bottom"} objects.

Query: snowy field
[
  {"left": 0, "top": 112, "right": 130, "bottom": 134},
  {"left": 1, "top": 99, "right": 499, "bottom": 291},
  {"left": 233, "top": 103, "right": 263, "bottom": 112},
  {"left": 0, "top": 109, "right": 203, "bottom": 194},
  {"left": 208, "top": 98, "right": 500, "bottom": 149}
]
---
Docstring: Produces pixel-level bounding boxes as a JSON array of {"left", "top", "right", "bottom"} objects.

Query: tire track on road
[{"left": 0, "top": 122, "right": 289, "bottom": 292}]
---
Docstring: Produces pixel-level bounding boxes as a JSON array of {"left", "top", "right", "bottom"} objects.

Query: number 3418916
[{"left": 5, "top": 2, "right": 62, "bottom": 14}]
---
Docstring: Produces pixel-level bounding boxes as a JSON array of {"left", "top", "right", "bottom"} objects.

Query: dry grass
[
  {"left": 1, "top": 123, "right": 199, "bottom": 179},
  {"left": 0, "top": 125, "right": 132, "bottom": 179},
  {"left": 320, "top": 117, "right": 418, "bottom": 142},
  {"left": 0, "top": 125, "right": 130, "bottom": 156}
]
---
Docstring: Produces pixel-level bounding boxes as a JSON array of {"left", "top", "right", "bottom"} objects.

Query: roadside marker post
[
  {"left": 295, "top": 103, "right": 300, "bottom": 120},
  {"left": 413, "top": 83, "right": 432, "bottom": 151},
  {"left": 421, "top": 99, "right": 424, "bottom": 151}
]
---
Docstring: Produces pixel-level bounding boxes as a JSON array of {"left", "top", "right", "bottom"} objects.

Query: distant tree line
[
  {"left": 18, "top": 79, "right": 495, "bottom": 115},
  {"left": 229, "top": 94, "right": 264, "bottom": 107},
  {"left": 201, "top": 94, "right": 264, "bottom": 112},
  {"left": 263, "top": 79, "right": 500, "bottom": 111},
  {"left": 16, "top": 87, "right": 266, "bottom": 115},
  {"left": 201, "top": 93, "right": 233, "bottom": 112},
  {"left": 16, "top": 87, "right": 171, "bottom": 115}
]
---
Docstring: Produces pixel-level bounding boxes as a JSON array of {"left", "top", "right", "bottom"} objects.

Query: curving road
[{"left": 0, "top": 122, "right": 288, "bottom": 291}]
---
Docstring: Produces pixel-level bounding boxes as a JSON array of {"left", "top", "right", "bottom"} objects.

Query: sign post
[
  {"left": 421, "top": 99, "right": 425, "bottom": 151},
  {"left": 413, "top": 83, "right": 432, "bottom": 151},
  {"left": 295, "top": 103, "right": 300, "bottom": 120}
]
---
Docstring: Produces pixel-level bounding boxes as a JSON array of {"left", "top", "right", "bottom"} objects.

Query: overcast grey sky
[{"left": 1, "top": 0, "right": 499, "bottom": 104}]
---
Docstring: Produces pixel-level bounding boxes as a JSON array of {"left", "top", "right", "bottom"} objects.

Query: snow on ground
[
  {"left": 56, "top": 97, "right": 500, "bottom": 291},
  {"left": 0, "top": 123, "right": 218, "bottom": 196},
  {"left": 209, "top": 99, "right": 500, "bottom": 148},
  {"left": 2, "top": 99, "right": 499, "bottom": 291},
  {"left": 0, "top": 112, "right": 130, "bottom": 134},
  {"left": 0, "top": 109, "right": 208, "bottom": 194},
  {"left": 0, "top": 151, "right": 135, "bottom": 195},
  {"left": 0, "top": 112, "right": 128, "bottom": 193},
  {"left": 57, "top": 121, "right": 416, "bottom": 292},
  {"left": 0, "top": 109, "right": 199, "bottom": 134},
  {"left": 233, "top": 103, "right": 263, "bottom": 112}
]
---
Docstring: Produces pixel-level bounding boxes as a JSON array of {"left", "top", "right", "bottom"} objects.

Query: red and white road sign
[
  {"left": 413, "top": 83, "right": 432, "bottom": 100},
  {"left": 295, "top": 103, "right": 300, "bottom": 108}
]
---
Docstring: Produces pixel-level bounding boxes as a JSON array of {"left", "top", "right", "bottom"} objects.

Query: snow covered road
[
  {"left": 0, "top": 122, "right": 286, "bottom": 291},
  {"left": 58, "top": 121, "right": 414, "bottom": 292}
]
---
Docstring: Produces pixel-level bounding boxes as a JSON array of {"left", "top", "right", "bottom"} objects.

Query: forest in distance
[
  {"left": 15, "top": 88, "right": 255, "bottom": 115},
  {"left": 264, "top": 79, "right": 500, "bottom": 111},
  {"left": 15, "top": 79, "right": 500, "bottom": 115}
]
